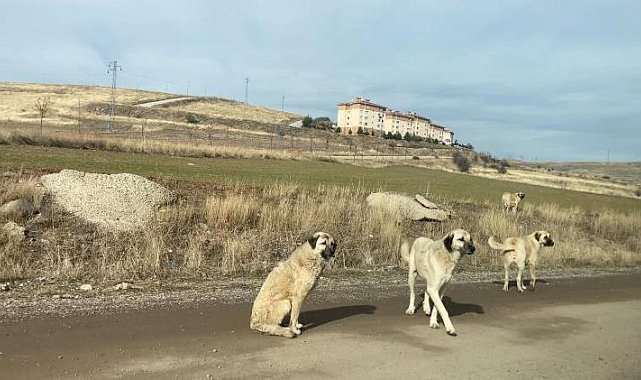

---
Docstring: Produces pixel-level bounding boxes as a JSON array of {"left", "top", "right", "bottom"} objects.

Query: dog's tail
[
  {"left": 487, "top": 235, "right": 506, "bottom": 250},
  {"left": 400, "top": 240, "right": 411, "bottom": 263},
  {"left": 250, "top": 322, "right": 296, "bottom": 338}
]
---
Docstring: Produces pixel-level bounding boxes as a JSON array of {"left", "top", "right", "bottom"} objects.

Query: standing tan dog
[
  {"left": 488, "top": 231, "right": 554, "bottom": 292},
  {"left": 250, "top": 232, "right": 336, "bottom": 338},
  {"left": 502, "top": 192, "right": 525, "bottom": 214},
  {"left": 400, "top": 229, "right": 475, "bottom": 336}
]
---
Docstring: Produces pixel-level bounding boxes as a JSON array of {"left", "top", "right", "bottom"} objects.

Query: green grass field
[{"left": 2, "top": 145, "right": 640, "bottom": 212}]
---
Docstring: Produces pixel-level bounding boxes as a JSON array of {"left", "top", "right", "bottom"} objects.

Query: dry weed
[{"left": 0, "top": 172, "right": 639, "bottom": 282}]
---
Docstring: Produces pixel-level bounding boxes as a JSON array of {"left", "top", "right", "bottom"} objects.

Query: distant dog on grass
[
  {"left": 250, "top": 232, "right": 336, "bottom": 338},
  {"left": 488, "top": 231, "right": 554, "bottom": 292},
  {"left": 401, "top": 229, "right": 476, "bottom": 336},
  {"left": 502, "top": 192, "right": 525, "bottom": 214}
]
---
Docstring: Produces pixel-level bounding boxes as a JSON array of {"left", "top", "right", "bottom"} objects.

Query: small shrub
[
  {"left": 302, "top": 115, "right": 313, "bottom": 128},
  {"left": 452, "top": 151, "right": 470, "bottom": 172},
  {"left": 635, "top": 188, "right": 641, "bottom": 197},
  {"left": 186, "top": 114, "right": 200, "bottom": 124}
]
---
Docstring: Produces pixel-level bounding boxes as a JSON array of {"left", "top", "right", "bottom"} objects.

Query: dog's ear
[
  {"left": 444, "top": 233, "right": 454, "bottom": 252},
  {"left": 534, "top": 232, "right": 541, "bottom": 241},
  {"left": 308, "top": 234, "right": 319, "bottom": 249}
]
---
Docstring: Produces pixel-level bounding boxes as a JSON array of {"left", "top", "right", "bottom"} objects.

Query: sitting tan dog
[
  {"left": 488, "top": 231, "right": 554, "bottom": 292},
  {"left": 250, "top": 232, "right": 336, "bottom": 338},
  {"left": 502, "top": 192, "right": 525, "bottom": 214},
  {"left": 401, "top": 229, "right": 476, "bottom": 336}
]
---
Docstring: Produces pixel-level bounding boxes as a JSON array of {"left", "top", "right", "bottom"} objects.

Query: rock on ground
[
  {"left": 1, "top": 222, "right": 26, "bottom": 243},
  {"left": 366, "top": 192, "right": 450, "bottom": 222},
  {"left": 0, "top": 198, "right": 35, "bottom": 219},
  {"left": 41, "top": 170, "right": 175, "bottom": 230}
]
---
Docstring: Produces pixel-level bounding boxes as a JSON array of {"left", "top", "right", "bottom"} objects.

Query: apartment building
[
  {"left": 383, "top": 110, "right": 414, "bottom": 137},
  {"left": 336, "top": 97, "right": 386, "bottom": 136},
  {"left": 429, "top": 124, "right": 454, "bottom": 145},
  {"left": 408, "top": 112, "right": 432, "bottom": 139},
  {"left": 336, "top": 97, "right": 454, "bottom": 145}
]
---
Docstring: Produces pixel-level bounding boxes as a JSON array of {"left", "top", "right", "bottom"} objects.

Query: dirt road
[
  {"left": 2, "top": 274, "right": 640, "bottom": 379},
  {"left": 136, "top": 97, "right": 193, "bottom": 108}
]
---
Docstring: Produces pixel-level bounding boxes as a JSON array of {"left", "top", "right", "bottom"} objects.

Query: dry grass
[
  {"left": 0, "top": 129, "right": 295, "bottom": 160},
  {"left": 176, "top": 98, "right": 299, "bottom": 125},
  {"left": 470, "top": 165, "right": 639, "bottom": 199},
  {"left": 202, "top": 183, "right": 403, "bottom": 274},
  {"left": 1, "top": 168, "right": 639, "bottom": 283},
  {"left": 444, "top": 202, "right": 641, "bottom": 271},
  {"left": 0, "top": 82, "right": 171, "bottom": 125},
  {"left": 0, "top": 83, "right": 299, "bottom": 131}
]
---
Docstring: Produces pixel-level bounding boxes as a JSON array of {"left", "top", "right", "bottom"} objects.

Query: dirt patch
[
  {"left": 41, "top": 169, "right": 175, "bottom": 230},
  {"left": 1, "top": 272, "right": 640, "bottom": 379}
]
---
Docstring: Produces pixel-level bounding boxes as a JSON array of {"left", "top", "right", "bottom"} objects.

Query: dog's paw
[
  {"left": 446, "top": 328, "right": 457, "bottom": 336},
  {"left": 296, "top": 323, "right": 303, "bottom": 329},
  {"left": 290, "top": 327, "right": 302, "bottom": 335},
  {"left": 283, "top": 330, "right": 297, "bottom": 338},
  {"left": 405, "top": 307, "right": 416, "bottom": 315},
  {"left": 429, "top": 321, "right": 440, "bottom": 329},
  {"left": 503, "top": 285, "right": 509, "bottom": 292}
]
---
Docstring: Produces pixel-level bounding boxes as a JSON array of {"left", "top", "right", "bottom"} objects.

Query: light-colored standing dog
[
  {"left": 502, "top": 192, "right": 525, "bottom": 214},
  {"left": 250, "top": 232, "right": 336, "bottom": 338},
  {"left": 400, "top": 229, "right": 476, "bottom": 336},
  {"left": 488, "top": 231, "right": 554, "bottom": 292}
]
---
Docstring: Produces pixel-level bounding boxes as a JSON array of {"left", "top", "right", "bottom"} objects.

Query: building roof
[{"left": 337, "top": 97, "right": 386, "bottom": 110}]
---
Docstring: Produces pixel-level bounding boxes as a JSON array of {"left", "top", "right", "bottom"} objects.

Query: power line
[{"left": 107, "top": 60, "right": 122, "bottom": 132}]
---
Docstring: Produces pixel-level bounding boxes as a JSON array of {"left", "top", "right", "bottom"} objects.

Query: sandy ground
[{"left": 1, "top": 273, "right": 640, "bottom": 379}]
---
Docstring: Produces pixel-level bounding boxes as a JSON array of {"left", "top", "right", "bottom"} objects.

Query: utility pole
[
  {"left": 107, "top": 60, "right": 122, "bottom": 132},
  {"left": 244, "top": 77, "right": 250, "bottom": 104},
  {"left": 281, "top": 95, "right": 285, "bottom": 111}
]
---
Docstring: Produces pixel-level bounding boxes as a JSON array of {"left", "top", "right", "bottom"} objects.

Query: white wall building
[{"left": 336, "top": 97, "right": 454, "bottom": 145}]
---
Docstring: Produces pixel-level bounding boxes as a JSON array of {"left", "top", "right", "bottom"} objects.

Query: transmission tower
[
  {"left": 107, "top": 60, "right": 122, "bottom": 132},
  {"left": 244, "top": 77, "right": 250, "bottom": 104}
]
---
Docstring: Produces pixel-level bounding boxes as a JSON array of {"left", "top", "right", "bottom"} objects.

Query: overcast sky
[{"left": 1, "top": 0, "right": 640, "bottom": 162}]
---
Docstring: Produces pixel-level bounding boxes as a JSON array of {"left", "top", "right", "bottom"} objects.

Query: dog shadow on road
[
  {"left": 443, "top": 296, "right": 484, "bottom": 316},
  {"left": 416, "top": 295, "right": 484, "bottom": 317},
  {"left": 299, "top": 305, "right": 377, "bottom": 331},
  {"left": 491, "top": 279, "right": 549, "bottom": 290}
]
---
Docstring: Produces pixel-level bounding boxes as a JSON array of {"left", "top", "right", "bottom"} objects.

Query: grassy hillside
[
  {"left": 2, "top": 146, "right": 640, "bottom": 282},
  {"left": 532, "top": 161, "right": 641, "bottom": 184},
  {"left": 1, "top": 82, "right": 638, "bottom": 200},
  {"left": 1, "top": 145, "right": 639, "bottom": 212},
  {"left": 0, "top": 82, "right": 300, "bottom": 127}
]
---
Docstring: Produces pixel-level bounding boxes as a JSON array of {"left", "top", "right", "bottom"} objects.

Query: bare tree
[{"left": 35, "top": 97, "right": 50, "bottom": 145}]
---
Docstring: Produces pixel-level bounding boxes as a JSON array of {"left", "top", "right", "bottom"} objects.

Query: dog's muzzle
[
  {"left": 465, "top": 243, "right": 476, "bottom": 255},
  {"left": 544, "top": 239, "right": 555, "bottom": 247},
  {"left": 322, "top": 242, "right": 336, "bottom": 260}
]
